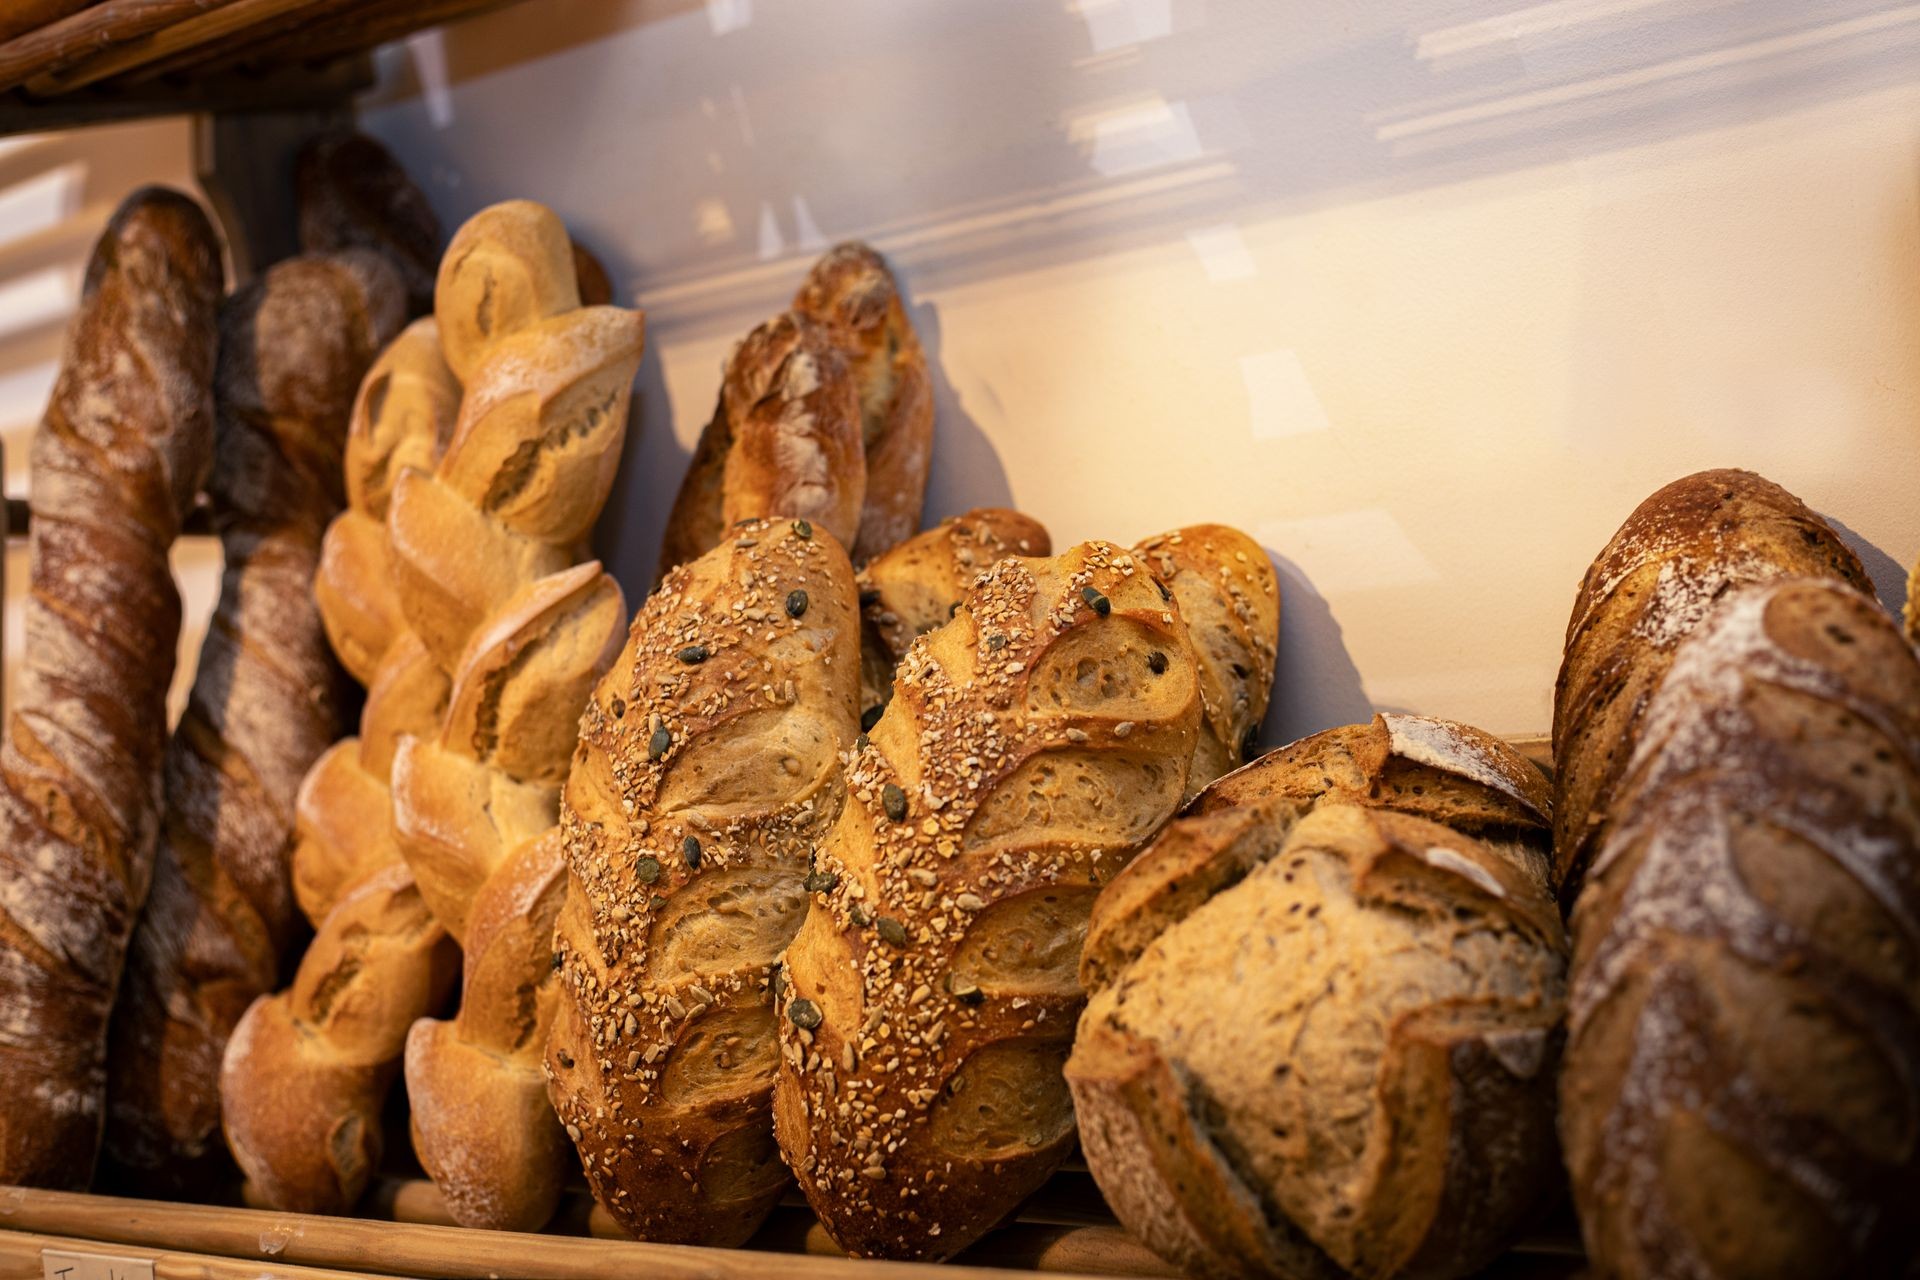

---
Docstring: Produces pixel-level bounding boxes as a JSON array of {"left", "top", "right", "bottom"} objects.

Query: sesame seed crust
[
  {"left": 545, "top": 517, "right": 860, "bottom": 1246},
  {"left": 773, "top": 540, "right": 1202, "bottom": 1261}
]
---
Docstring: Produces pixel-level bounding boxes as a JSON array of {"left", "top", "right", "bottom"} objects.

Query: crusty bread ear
[
  {"left": 548, "top": 517, "right": 861, "bottom": 1246},
  {"left": 1071, "top": 803, "right": 1565, "bottom": 1280},
  {"left": 1562, "top": 576, "right": 1920, "bottom": 1279},
  {"left": 774, "top": 541, "right": 1201, "bottom": 1261},
  {"left": 792, "top": 242, "right": 934, "bottom": 561},
  {"left": 433, "top": 199, "right": 579, "bottom": 383},
  {"left": 1134, "top": 524, "right": 1280, "bottom": 795},
  {"left": 0, "top": 188, "right": 222, "bottom": 1189}
]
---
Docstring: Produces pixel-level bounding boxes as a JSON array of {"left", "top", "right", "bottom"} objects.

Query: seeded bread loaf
[
  {"left": 1551, "top": 469, "right": 1867, "bottom": 903},
  {"left": 774, "top": 541, "right": 1201, "bottom": 1260},
  {"left": 791, "top": 242, "right": 934, "bottom": 562},
  {"left": 1081, "top": 712, "right": 1551, "bottom": 993},
  {"left": 1071, "top": 801, "right": 1566, "bottom": 1280},
  {"left": 1134, "top": 524, "right": 1280, "bottom": 795},
  {"left": 855, "top": 507, "right": 1052, "bottom": 719},
  {"left": 547, "top": 517, "right": 860, "bottom": 1245},
  {"left": 1561, "top": 577, "right": 1920, "bottom": 1278},
  {"left": 101, "top": 250, "right": 405, "bottom": 1195},
  {"left": 0, "top": 189, "right": 221, "bottom": 1188}
]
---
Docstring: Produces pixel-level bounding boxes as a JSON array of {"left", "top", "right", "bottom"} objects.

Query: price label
[{"left": 40, "top": 1248, "right": 155, "bottom": 1280}]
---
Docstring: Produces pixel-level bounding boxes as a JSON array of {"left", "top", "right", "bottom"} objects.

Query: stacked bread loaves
[
  {"left": 776, "top": 541, "right": 1211, "bottom": 1259},
  {"left": 221, "top": 199, "right": 642, "bottom": 1225},
  {"left": 660, "top": 243, "right": 931, "bottom": 574},
  {"left": 1070, "top": 714, "right": 1566, "bottom": 1280},
  {"left": 547, "top": 517, "right": 861, "bottom": 1244},
  {"left": 0, "top": 189, "right": 222, "bottom": 1188},
  {"left": 1555, "top": 471, "right": 1920, "bottom": 1277},
  {"left": 101, "top": 251, "right": 405, "bottom": 1194}
]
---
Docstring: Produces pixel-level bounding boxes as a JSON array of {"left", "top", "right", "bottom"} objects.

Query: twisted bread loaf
[
  {"left": 547, "top": 518, "right": 860, "bottom": 1244},
  {"left": 402, "top": 565, "right": 625, "bottom": 1230},
  {"left": 1069, "top": 720, "right": 1562, "bottom": 1280},
  {"left": 1552, "top": 469, "right": 1866, "bottom": 902},
  {"left": 791, "top": 243, "right": 933, "bottom": 562},
  {"left": 1561, "top": 579, "right": 1920, "bottom": 1277},
  {"left": 775, "top": 541, "right": 1200, "bottom": 1260},
  {"left": 101, "top": 251, "right": 405, "bottom": 1195},
  {"left": 1134, "top": 525, "right": 1279, "bottom": 793},
  {"left": 0, "top": 188, "right": 221, "bottom": 1188},
  {"left": 661, "top": 242, "right": 929, "bottom": 576},
  {"left": 856, "top": 508, "right": 1052, "bottom": 718}
]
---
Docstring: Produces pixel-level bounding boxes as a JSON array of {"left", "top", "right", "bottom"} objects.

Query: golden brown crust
[
  {"left": 432, "top": 199, "right": 580, "bottom": 384},
  {"left": 855, "top": 508, "right": 1052, "bottom": 716},
  {"left": 1070, "top": 803, "right": 1565, "bottom": 1280},
  {"left": 1134, "top": 525, "right": 1280, "bottom": 795},
  {"left": 0, "top": 188, "right": 222, "bottom": 1188},
  {"left": 792, "top": 242, "right": 933, "bottom": 562},
  {"left": 775, "top": 541, "right": 1201, "bottom": 1260},
  {"left": 548, "top": 518, "right": 860, "bottom": 1245},
  {"left": 102, "top": 251, "right": 405, "bottom": 1195},
  {"left": 1551, "top": 468, "right": 1867, "bottom": 902},
  {"left": 1562, "top": 578, "right": 1920, "bottom": 1279},
  {"left": 1082, "top": 713, "right": 1551, "bottom": 993}
]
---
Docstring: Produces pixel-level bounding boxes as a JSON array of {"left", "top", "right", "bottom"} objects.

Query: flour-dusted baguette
[
  {"left": 1552, "top": 469, "right": 1866, "bottom": 902},
  {"left": 0, "top": 189, "right": 221, "bottom": 1189},
  {"left": 297, "top": 131, "right": 443, "bottom": 315},
  {"left": 547, "top": 517, "right": 860, "bottom": 1244},
  {"left": 792, "top": 243, "right": 933, "bottom": 562},
  {"left": 1561, "top": 577, "right": 1920, "bottom": 1278},
  {"left": 101, "top": 251, "right": 405, "bottom": 1195},
  {"left": 774, "top": 541, "right": 1201, "bottom": 1260},
  {"left": 855, "top": 508, "right": 1051, "bottom": 719},
  {"left": 402, "top": 564, "right": 625, "bottom": 1231},
  {"left": 1135, "top": 524, "right": 1280, "bottom": 794},
  {"left": 1068, "top": 719, "right": 1562, "bottom": 1280}
]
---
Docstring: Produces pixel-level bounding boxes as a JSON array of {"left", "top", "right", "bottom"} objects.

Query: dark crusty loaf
[
  {"left": 0, "top": 188, "right": 222, "bottom": 1188},
  {"left": 774, "top": 541, "right": 1201, "bottom": 1260},
  {"left": 547, "top": 517, "right": 860, "bottom": 1245},
  {"left": 1561, "top": 577, "right": 1920, "bottom": 1278},
  {"left": 1071, "top": 801, "right": 1566, "bottom": 1280},
  {"left": 791, "top": 242, "right": 933, "bottom": 562},
  {"left": 855, "top": 507, "right": 1052, "bottom": 719},
  {"left": 1135, "top": 524, "right": 1280, "bottom": 795},
  {"left": 296, "top": 131, "right": 443, "bottom": 316},
  {"left": 101, "top": 251, "right": 405, "bottom": 1195},
  {"left": 1552, "top": 468, "right": 1867, "bottom": 902},
  {"left": 1081, "top": 712, "right": 1551, "bottom": 993}
]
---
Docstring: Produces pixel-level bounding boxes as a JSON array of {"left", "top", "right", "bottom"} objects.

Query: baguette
[
  {"left": 1551, "top": 468, "right": 1866, "bottom": 902},
  {"left": 547, "top": 517, "right": 860, "bottom": 1244},
  {"left": 101, "top": 250, "right": 405, "bottom": 1195},
  {"left": 0, "top": 188, "right": 222, "bottom": 1188},
  {"left": 855, "top": 507, "right": 1051, "bottom": 718},
  {"left": 296, "top": 131, "right": 443, "bottom": 316},
  {"left": 1134, "top": 524, "right": 1280, "bottom": 794},
  {"left": 1561, "top": 577, "right": 1920, "bottom": 1277},
  {"left": 1068, "top": 721, "right": 1561, "bottom": 1280},
  {"left": 791, "top": 243, "right": 933, "bottom": 562},
  {"left": 774, "top": 541, "right": 1201, "bottom": 1259}
]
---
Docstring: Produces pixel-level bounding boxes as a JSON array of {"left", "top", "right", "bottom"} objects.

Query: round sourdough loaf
[{"left": 1068, "top": 718, "right": 1565, "bottom": 1280}]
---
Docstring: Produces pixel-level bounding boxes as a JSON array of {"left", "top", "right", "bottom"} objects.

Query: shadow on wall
[
  {"left": 1259, "top": 551, "right": 1378, "bottom": 750},
  {"left": 911, "top": 297, "right": 1013, "bottom": 525},
  {"left": 1827, "top": 513, "right": 1911, "bottom": 618},
  {"left": 591, "top": 320, "right": 683, "bottom": 595}
]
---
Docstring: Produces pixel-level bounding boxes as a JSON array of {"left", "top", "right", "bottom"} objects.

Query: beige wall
[{"left": 0, "top": 120, "right": 216, "bottom": 724}]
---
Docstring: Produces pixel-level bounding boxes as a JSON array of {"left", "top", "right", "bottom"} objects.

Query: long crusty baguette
[
  {"left": 1134, "top": 524, "right": 1279, "bottom": 795},
  {"left": 774, "top": 541, "right": 1200, "bottom": 1260},
  {"left": 1551, "top": 468, "right": 1867, "bottom": 903},
  {"left": 855, "top": 507, "right": 1051, "bottom": 719},
  {"left": 1069, "top": 720, "right": 1561, "bottom": 1280},
  {"left": 791, "top": 243, "right": 933, "bottom": 562},
  {"left": 1561, "top": 578, "right": 1920, "bottom": 1277},
  {"left": 100, "top": 251, "right": 405, "bottom": 1195},
  {"left": 0, "top": 188, "right": 222, "bottom": 1189},
  {"left": 297, "top": 131, "right": 443, "bottom": 316},
  {"left": 547, "top": 517, "right": 860, "bottom": 1244}
]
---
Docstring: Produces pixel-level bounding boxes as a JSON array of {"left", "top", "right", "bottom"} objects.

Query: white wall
[{"left": 341, "top": 0, "right": 1920, "bottom": 744}]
